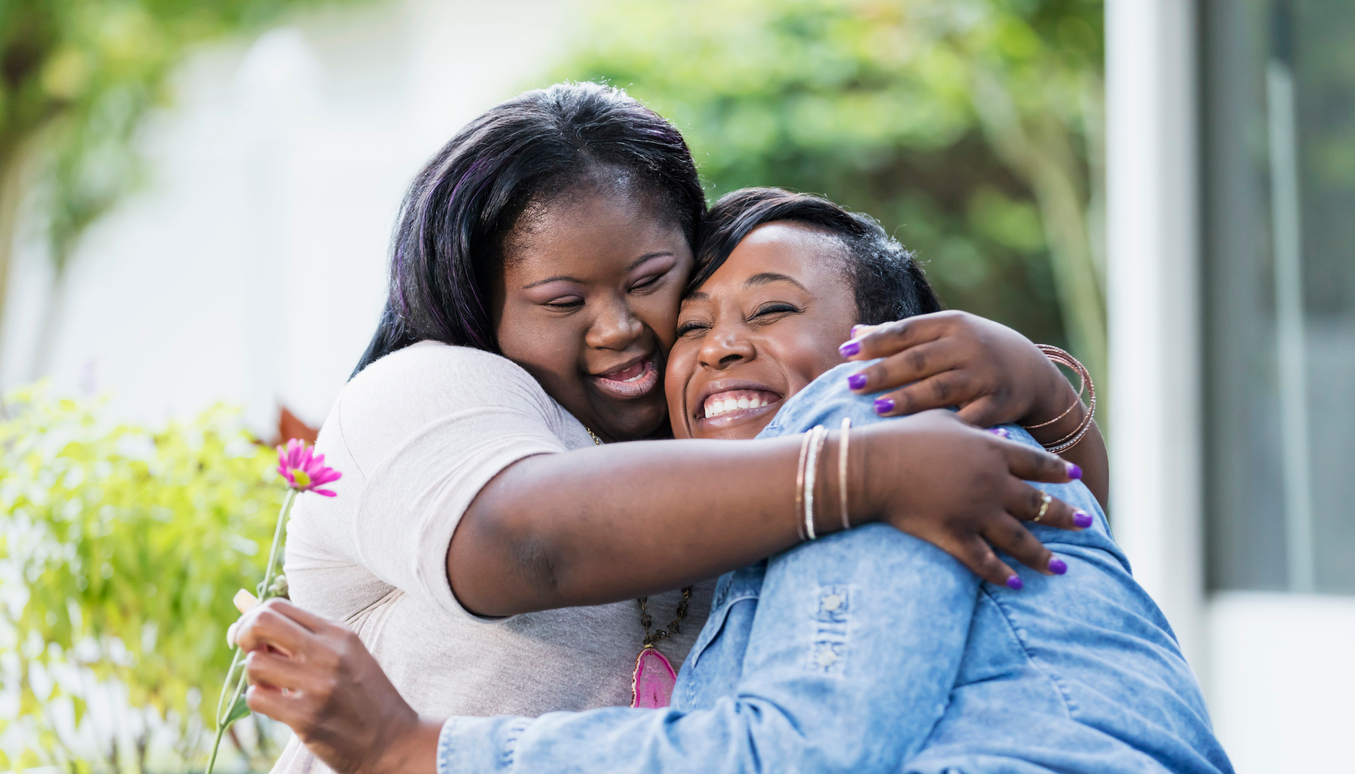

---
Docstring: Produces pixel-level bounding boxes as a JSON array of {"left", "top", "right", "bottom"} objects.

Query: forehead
[
  {"left": 691, "top": 221, "right": 851, "bottom": 295},
  {"left": 504, "top": 178, "right": 683, "bottom": 272}
]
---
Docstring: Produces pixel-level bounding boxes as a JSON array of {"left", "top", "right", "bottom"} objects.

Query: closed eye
[
  {"left": 630, "top": 273, "right": 664, "bottom": 293},
  {"left": 677, "top": 319, "right": 709, "bottom": 337},
  {"left": 750, "top": 302, "right": 800, "bottom": 320}
]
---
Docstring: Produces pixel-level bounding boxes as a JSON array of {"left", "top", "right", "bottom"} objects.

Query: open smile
[
  {"left": 589, "top": 356, "right": 660, "bottom": 400},
  {"left": 692, "top": 380, "right": 784, "bottom": 432}
]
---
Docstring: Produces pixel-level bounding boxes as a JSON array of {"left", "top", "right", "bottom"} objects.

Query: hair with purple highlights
[
  {"left": 353, "top": 82, "right": 705, "bottom": 377},
  {"left": 692, "top": 187, "right": 943, "bottom": 325}
]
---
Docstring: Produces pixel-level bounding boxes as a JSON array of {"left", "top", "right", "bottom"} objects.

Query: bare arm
[{"left": 450, "top": 411, "right": 1086, "bottom": 617}]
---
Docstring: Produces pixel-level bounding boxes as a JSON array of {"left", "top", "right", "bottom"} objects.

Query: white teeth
[
  {"left": 723, "top": 398, "right": 738, "bottom": 413},
  {"left": 737, "top": 398, "right": 750, "bottom": 409}
]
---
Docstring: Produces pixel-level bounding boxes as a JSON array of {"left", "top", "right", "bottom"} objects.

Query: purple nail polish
[
  {"left": 839, "top": 341, "right": 861, "bottom": 357},
  {"left": 1005, "top": 575, "right": 1024, "bottom": 591},
  {"left": 1066, "top": 463, "right": 1083, "bottom": 480},
  {"left": 1048, "top": 557, "right": 1068, "bottom": 575},
  {"left": 874, "top": 397, "right": 895, "bottom": 414},
  {"left": 988, "top": 427, "right": 1010, "bottom": 438},
  {"left": 1073, "top": 510, "right": 1093, "bottom": 528},
  {"left": 848, "top": 373, "right": 868, "bottom": 390}
]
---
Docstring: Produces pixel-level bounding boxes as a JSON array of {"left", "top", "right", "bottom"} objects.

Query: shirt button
[
  {"left": 821, "top": 593, "right": 843, "bottom": 611},
  {"left": 815, "top": 647, "right": 838, "bottom": 668}
]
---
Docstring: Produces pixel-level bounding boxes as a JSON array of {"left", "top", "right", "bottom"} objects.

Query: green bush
[
  {"left": 553, "top": 0, "right": 1106, "bottom": 384},
  {"left": 0, "top": 385, "right": 284, "bottom": 773}
]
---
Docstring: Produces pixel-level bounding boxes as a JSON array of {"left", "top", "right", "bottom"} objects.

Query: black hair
[
  {"left": 352, "top": 82, "right": 705, "bottom": 377},
  {"left": 691, "top": 188, "right": 942, "bottom": 324}
]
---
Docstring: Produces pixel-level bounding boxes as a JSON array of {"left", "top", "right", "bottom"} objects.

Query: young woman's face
[
  {"left": 666, "top": 222, "right": 859, "bottom": 441},
  {"left": 492, "top": 181, "right": 693, "bottom": 442}
]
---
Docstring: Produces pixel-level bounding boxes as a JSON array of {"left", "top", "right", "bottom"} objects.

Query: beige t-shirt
[{"left": 270, "top": 342, "right": 714, "bottom": 774}]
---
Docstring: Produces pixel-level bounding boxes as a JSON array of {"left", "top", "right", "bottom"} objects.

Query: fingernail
[
  {"left": 1073, "top": 510, "right": 1093, "bottom": 528},
  {"left": 1066, "top": 463, "right": 1083, "bottom": 480},
  {"left": 1048, "top": 557, "right": 1068, "bottom": 575},
  {"left": 227, "top": 622, "right": 238, "bottom": 647},
  {"left": 851, "top": 324, "right": 867, "bottom": 338},
  {"left": 988, "top": 427, "right": 1010, "bottom": 438},
  {"left": 839, "top": 341, "right": 861, "bottom": 357},
  {"left": 847, "top": 373, "right": 868, "bottom": 390},
  {"left": 874, "top": 397, "right": 895, "bottom": 414},
  {"left": 1005, "top": 575, "right": 1024, "bottom": 591}
]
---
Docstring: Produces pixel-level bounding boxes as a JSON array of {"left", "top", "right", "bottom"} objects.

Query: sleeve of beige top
[{"left": 341, "top": 344, "right": 570, "bottom": 623}]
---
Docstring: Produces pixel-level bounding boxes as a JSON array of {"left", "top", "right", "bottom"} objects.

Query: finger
[
  {"left": 1007, "top": 482, "right": 1091, "bottom": 533},
  {"left": 955, "top": 395, "right": 1004, "bottom": 427},
  {"left": 868, "top": 371, "right": 977, "bottom": 417},
  {"left": 982, "top": 512, "right": 1057, "bottom": 576},
  {"left": 244, "top": 649, "right": 307, "bottom": 692},
  {"left": 256, "top": 598, "right": 336, "bottom": 635},
  {"left": 234, "top": 605, "right": 315, "bottom": 657},
  {"left": 838, "top": 314, "right": 948, "bottom": 361},
  {"left": 953, "top": 533, "right": 1022, "bottom": 589},
  {"left": 845, "top": 340, "right": 958, "bottom": 394},
  {"left": 999, "top": 440, "right": 1081, "bottom": 484},
  {"left": 245, "top": 683, "right": 304, "bottom": 727},
  {"left": 234, "top": 589, "right": 259, "bottom": 614}
]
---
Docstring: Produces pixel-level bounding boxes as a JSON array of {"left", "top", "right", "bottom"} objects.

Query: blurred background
[{"left": 0, "top": 0, "right": 1349, "bottom": 771}]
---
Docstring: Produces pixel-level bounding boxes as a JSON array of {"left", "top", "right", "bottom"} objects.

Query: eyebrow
[
  {"left": 522, "top": 252, "right": 675, "bottom": 289},
  {"left": 682, "top": 271, "right": 808, "bottom": 305}
]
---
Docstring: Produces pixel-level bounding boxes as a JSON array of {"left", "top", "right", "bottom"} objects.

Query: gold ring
[{"left": 1033, "top": 492, "right": 1052, "bottom": 523}]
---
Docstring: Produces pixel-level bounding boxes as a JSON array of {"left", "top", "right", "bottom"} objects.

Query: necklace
[{"left": 586, "top": 426, "right": 691, "bottom": 708}]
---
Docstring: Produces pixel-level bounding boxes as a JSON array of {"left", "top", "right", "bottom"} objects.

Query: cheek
[{"left": 496, "top": 303, "right": 585, "bottom": 388}]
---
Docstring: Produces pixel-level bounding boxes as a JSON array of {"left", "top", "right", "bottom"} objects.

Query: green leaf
[{"left": 225, "top": 690, "right": 252, "bottom": 725}]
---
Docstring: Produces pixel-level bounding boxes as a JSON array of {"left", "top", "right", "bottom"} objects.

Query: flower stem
[{"left": 204, "top": 487, "right": 298, "bottom": 774}]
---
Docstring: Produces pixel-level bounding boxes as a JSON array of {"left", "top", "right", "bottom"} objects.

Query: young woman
[
  {"left": 271, "top": 82, "right": 1097, "bottom": 774},
  {"left": 233, "top": 189, "right": 1228, "bottom": 774}
]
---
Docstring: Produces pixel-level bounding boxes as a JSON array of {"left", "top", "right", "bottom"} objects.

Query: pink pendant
[{"left": 631, "top": 646, "right": 677, "bottom": 708}]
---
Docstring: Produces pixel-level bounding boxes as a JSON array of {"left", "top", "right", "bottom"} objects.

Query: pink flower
[{"left": 276, "top": 438, "right": 341, "bottom": 496}]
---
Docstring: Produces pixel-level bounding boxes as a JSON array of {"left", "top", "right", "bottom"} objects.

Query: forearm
[
  {"left": 436, "top": 527, "right": 977, "bottom": 774},
  {"left": 1024, "top": 385, "right": 1108, "bottom": 511},
  {"left": 450, "top": 436, "right": 862, "bottom": 617}
]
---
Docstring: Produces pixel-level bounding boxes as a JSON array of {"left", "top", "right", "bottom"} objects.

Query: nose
[
  {"left": 698, "top": 324, "right": 756, "bottom": 370},
  {"left": 585, "top": 293, "right": 644, "bottom": 351}
]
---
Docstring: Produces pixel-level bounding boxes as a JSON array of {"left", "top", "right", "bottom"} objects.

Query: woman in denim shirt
[{"left": 234, "top": 189, "right": 1231, "bottom": 773}]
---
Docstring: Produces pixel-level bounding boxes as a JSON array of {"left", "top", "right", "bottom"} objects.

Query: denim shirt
[{"left": 436, "top": 363, "right": 1233, "bottom": 774}]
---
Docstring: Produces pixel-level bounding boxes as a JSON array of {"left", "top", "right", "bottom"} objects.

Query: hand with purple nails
[
  {"left": 839, "top": 310, "right": 1109, "bottom": 511},
  {"left": 851, "top": 409, "right": 1092, "bottom": 590}
]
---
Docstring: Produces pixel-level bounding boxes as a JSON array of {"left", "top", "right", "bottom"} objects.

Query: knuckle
[
  {"left": 930, "top": 378, "right": 954, "bottom": 403},
  {"left": 905, "top": 348, "right": 928, "bottom": 373}
]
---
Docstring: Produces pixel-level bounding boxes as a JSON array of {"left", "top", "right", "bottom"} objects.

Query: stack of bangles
[
  {"left": 793, "top": 418, "right": 853, "bottom": 541},
  {"left": 1021, "top": 344, "right": 1097, "bottom": 454}
]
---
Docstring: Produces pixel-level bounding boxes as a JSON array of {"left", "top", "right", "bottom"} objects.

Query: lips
[
  {"left": 691, "top": 379, "right": 784, "bottom": 433},
  {"left": 589, "top": 356, "right": 660, "bottom": 400}
]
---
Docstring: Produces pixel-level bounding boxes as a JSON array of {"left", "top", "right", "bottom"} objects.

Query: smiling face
[
  {"left": 666, "top": 222, "right": 860, "bottom": 441},
  {"left": 492, "top": 175, "right": 693, "bottom": 442}
]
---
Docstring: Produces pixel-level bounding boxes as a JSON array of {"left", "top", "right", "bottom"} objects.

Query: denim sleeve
[
  {"left": 435, "top": 363, "right": 980, "bottom": 774},
  {"left": 436, "top": 527, "right": 976, "bottom": 774}
]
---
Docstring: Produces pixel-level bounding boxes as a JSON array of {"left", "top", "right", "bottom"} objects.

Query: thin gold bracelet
[
  {"left": 838, "top": 417, "right": 852, "bottom": 531},
  {"left": 794, "top": 431, "right": 815, "bottom": 541}
]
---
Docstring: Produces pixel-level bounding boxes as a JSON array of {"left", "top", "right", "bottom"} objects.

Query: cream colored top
[{"left": 270, "top": 342, "right": 714, "bottom": 774}]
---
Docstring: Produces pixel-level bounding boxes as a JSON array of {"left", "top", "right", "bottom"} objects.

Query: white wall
[
  {"left": 0, "top": 0, "right": 578, "bottom": 433},
  {"left": 1107, "top": 2, "right": 1355, "bottom": 771}
]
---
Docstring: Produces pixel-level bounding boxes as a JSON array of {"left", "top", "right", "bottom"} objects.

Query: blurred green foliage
[
  {"left": 0, "top": 385, "right": 284, "bottom": 773},
  {"left": 0, "top": 0, "right": 367, "bottom": 356},
  {"left": 554, "top": 0, "right": 1107, "bottom": 383}
]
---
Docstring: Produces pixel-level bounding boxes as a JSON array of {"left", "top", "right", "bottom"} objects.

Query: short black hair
[
  {"left": 353, "top": 82, "right": 705, "bottom": 377},
  {"left": 691, "top": 188, "right": 942, "bottom": 324}
]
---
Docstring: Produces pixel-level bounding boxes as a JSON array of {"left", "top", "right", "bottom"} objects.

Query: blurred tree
[
  {"left": 0, "top": 0, "right": 364, "bottom": 376},
  {"left": 553, "top": 0, "right": 1107, "bottom": 388},
  {"left": 0, "top": 386, "right": 285, "bottom": 773}
]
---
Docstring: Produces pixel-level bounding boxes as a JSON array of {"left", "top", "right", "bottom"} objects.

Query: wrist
[{"left": 368, "top": 715, "right": 442, "bottom": 774}]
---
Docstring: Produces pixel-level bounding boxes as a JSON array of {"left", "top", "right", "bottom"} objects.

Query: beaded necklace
[{"left": 585, "top": 426, "right": 691, "bottom": 708}]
